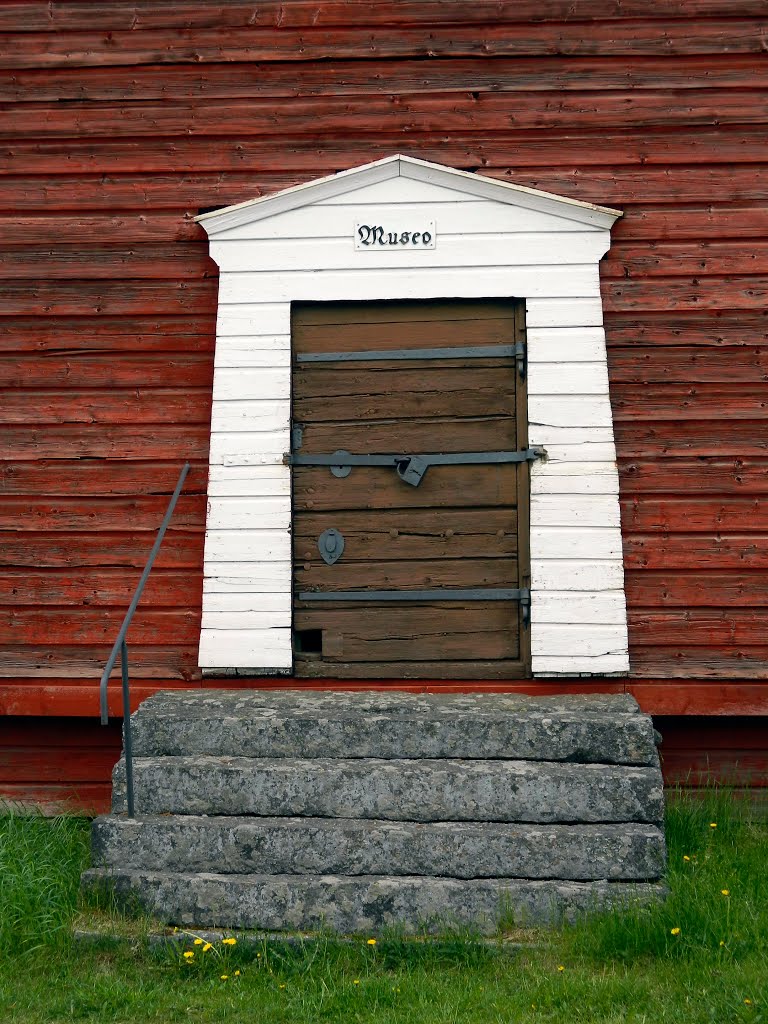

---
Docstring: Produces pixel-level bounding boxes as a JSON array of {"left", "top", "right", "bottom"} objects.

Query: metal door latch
[{"left": 286, "top": 448, "right": 546, "bottom": 487}]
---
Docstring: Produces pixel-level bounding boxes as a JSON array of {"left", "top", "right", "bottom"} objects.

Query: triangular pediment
[{"left": 195, "top": 155, "right": 621, "bottom": 236}]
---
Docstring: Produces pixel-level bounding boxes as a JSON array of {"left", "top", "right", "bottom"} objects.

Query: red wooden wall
[{"left": 0, "top": 1, "right": 767, "bottom": 806}]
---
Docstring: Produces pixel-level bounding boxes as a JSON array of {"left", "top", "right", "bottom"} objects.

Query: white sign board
[{"left": 355, "top": 220, "right": 436, "bottom": 250}]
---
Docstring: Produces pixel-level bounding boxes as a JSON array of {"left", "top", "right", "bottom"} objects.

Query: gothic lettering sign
[{"left": 355, "top": 221, "right": 436, "bottom": 250}]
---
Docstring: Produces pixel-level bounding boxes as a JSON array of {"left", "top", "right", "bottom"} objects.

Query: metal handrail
[{"left": 99, "top": 463, "right": 190, "bottom": 817}]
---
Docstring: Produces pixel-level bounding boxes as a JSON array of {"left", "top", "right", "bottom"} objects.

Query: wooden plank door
[{"left": 290, "top": 299, "right": 531, "bottom": 679}]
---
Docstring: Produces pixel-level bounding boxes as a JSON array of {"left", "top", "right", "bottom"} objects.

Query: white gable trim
[
  {"left": 196, "top": 154, "right": 621, "bottom": 235},
  {"left": 197, "top": 158, "right": 629, "bottom": 678}
]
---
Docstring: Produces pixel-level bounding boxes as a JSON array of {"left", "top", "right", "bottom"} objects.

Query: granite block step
[
  {"left": 92, "top": 815, "right": 666, "bottom": 881},
  {"left": 82, "top": 868, "right": 667, "bottom": 935},
  {"left": 112, "top": 755, "right": 664, "bottom": 824},
  {"left": 130, "top": 691, "right": 658, "bottom": 765}
]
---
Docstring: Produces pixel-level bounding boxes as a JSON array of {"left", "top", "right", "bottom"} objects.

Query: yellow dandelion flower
[
  {"left": 720, "top": 941, "right": 726, "bottom": 947},
  {"left": 193, "top": 938, "right": 204, "bottom": 945},
  {"left": 353, "top": 979, "right": 360, "bottom": 985},
  {"left": 256, "top": 952, "right": 262, "bottom": 958},
  {"left": 710, "top": 822, "right": 718, "bottom": 829},
  {"left": 234, "top": 970, "right": 241, "bottom": 977},
  {"left": 202, "top": 942, "right": 213, "bottom": 952},
  {"left": 721, "top": 889, "right": 730, "bottom": 896},
  {"left": 745, "top": 999, "right": 752, "bottom": 1005},
  {"left": 183, "top": 951, "right": 194, "bottom": 959},
  {"left": 220, "top": 975, "right": 229, "bottom": 981},
  {"left": 367, "top": 938, "right": 377, "bottom": 946},
  {"left": 671, "top": 927, "right": 681, "bottom": 936},
  {"left": 557, "top": 965, "right": 565, "bottom": 972},
  {"left": 279, "top": 984, "right": 286, "bottom": 990},
  {"left": 683, "top": 855, "right": 691, "bottom": 862},
  {"left": 222, "top": 937, "right": 237, "bottom": 945}
]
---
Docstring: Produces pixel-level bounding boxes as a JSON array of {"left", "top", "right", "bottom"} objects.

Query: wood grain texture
[
  {"left": 3, "top": 91, "right": 765, "bottom": 138},
  {"left": 0, "top": 19, "right": 764, "bottom": 71},
  {"left": 2, "top": 128, "right": 763, "bottom": 176},
  {"left": 1, "top": 3, "right": 766, "bottom": 34},
  {"left": 289, "top": 300, "right": 527, "bottom": 678}
]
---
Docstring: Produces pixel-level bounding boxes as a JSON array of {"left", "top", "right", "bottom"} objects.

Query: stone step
[
  {"left": 131, "top": 691, "right": 658, "bottom": 765},
  {"left": 91, "top": 815, "right": 665, "bottom": 881},
  {"left": 82, "top": 868, "right": 667, "bottom": 934},
  {"left": 113, "top": 756, "right": 664, "bottom": 823}
]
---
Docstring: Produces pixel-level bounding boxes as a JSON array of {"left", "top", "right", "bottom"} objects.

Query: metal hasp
[
  {"left": 286, "top": 447, "right": 546, "bottom": 487},
  {"left": 318, "top": 528, "right": 345, "bottom": 565},
  {"left": 299, "top": 587, "right": 532, "bottom": 627}
]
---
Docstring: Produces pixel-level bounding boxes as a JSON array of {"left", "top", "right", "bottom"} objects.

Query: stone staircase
[{"left": 82, "top": 691, "right": 667, "bottom": 935}]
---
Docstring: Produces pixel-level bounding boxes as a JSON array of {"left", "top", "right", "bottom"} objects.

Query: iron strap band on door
[
  {"left": 299, "top": 587, "right": 532, "bottom": 624},
  {"left": 286, "top": 447, "right": 545, "bottom": 486},
  {"left": 296, "top": 342, "right": 523, "bottom": 363},
  {"left": 287, "top": 449, "right": 543, "bottom": 468},
  {"left": 296, "top": 341, "right": 527, "bottom": 379}
]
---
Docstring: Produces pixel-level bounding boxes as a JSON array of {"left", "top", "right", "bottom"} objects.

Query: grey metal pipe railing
[{"left": 99, "top": 463, "right": 190, "bottom": 817}]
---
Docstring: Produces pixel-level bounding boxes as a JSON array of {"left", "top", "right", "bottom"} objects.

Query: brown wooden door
[{"left": 290, "top": 299, "right": 531, "bottom": 679}]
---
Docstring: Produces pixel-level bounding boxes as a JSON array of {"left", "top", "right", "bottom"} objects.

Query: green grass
[
  {"left": 0, "top": 790, "right": 766, "bottom": 1023},
  {"left": 0, "top": 812, "right": 91, "bottom": 954}
]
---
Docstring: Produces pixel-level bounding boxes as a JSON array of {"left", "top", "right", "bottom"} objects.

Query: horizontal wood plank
[
  {"left": 618, "top": 458, "right": 768, "bottom": 495},
  {"left": 0, "top": 569, "right": 199, "bottom": 607},
  {"left": 0, "top": 607, "right": 200, "bottom": 646},
  {"left": 624, "top": 534, "right": 768, "bottom": 570},
  {"left": 0, "top": 680, "right": 765, "bottom": 718},
  {"left": 0, "top": 315, "right": 215, "bottom": 352},
  {"left": 295, "top": 559, "right": 518, "bottom": 592},
  {"left": 294, "top": 465, "right": 518, "bottom": 511},
  {"left": 614, "top": 421, "right": 768, "bottom": 457},
  {"left": 0, "top": 243, "right": 216, "bottom": 279},
  {"left": 294, "top": 367, "right": 515, "bottom": 420},
  {"left": 0, "top": 20, "right": 764, "bottom": 70},
  {"left": 294, "top": 509, "right": 517, "bottom": 562},
  {"left": 1, "top": 3, "right": 765, "bottom": 33},
  {"left": 621, "top": 498, "right": 768, "bottom": 532},
  {"left": 611, "top": 358, "right": 768, "bottom": 389},
  {"left": 630, "top": 610, "right": 768, "bottom": 646},
  {"left": 295, "top": 604, "right": 520, "bottom": 662},
  {"left": 3, "top": 129, "right": 765, "bottom": 176},
  {"left": 3, "top": 57, "right": 768, "bottom": 103},
  {"left": 626, "top": 571, "right": 768, "bottom": 608},
  {"left": 299, "top": 417, "right": 517, "bottom": 454},
  {"left": 0, "top": 460, "right": 209, "bottom": 496},
  {"left": 630, "top": 647, "right": 768, "bottom": 679},
  {"left": 0, "top": 389, "right": 212, "bottom": 425},
  {"left": 0, "top": 532, "right": 203, "bottom": 568},
  {"left": 0, "top": 281, "right": 217, "bottom": 317},
  {"left": 0, "top": 646, "right": 202, "bottom": 680},
  {"left": 0, "top": 496, "right": 206, "bottom": 531}
]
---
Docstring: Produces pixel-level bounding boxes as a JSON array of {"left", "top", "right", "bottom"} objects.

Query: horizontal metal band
[
  {"left": 296, "top": 343, "right": 521, "bottom": 363},
  {"left": 287, "top": 449, "right": 544, "bottom": 468},
  {"left": 298, "top": 587, "right": 530, "bottom": 603}
]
